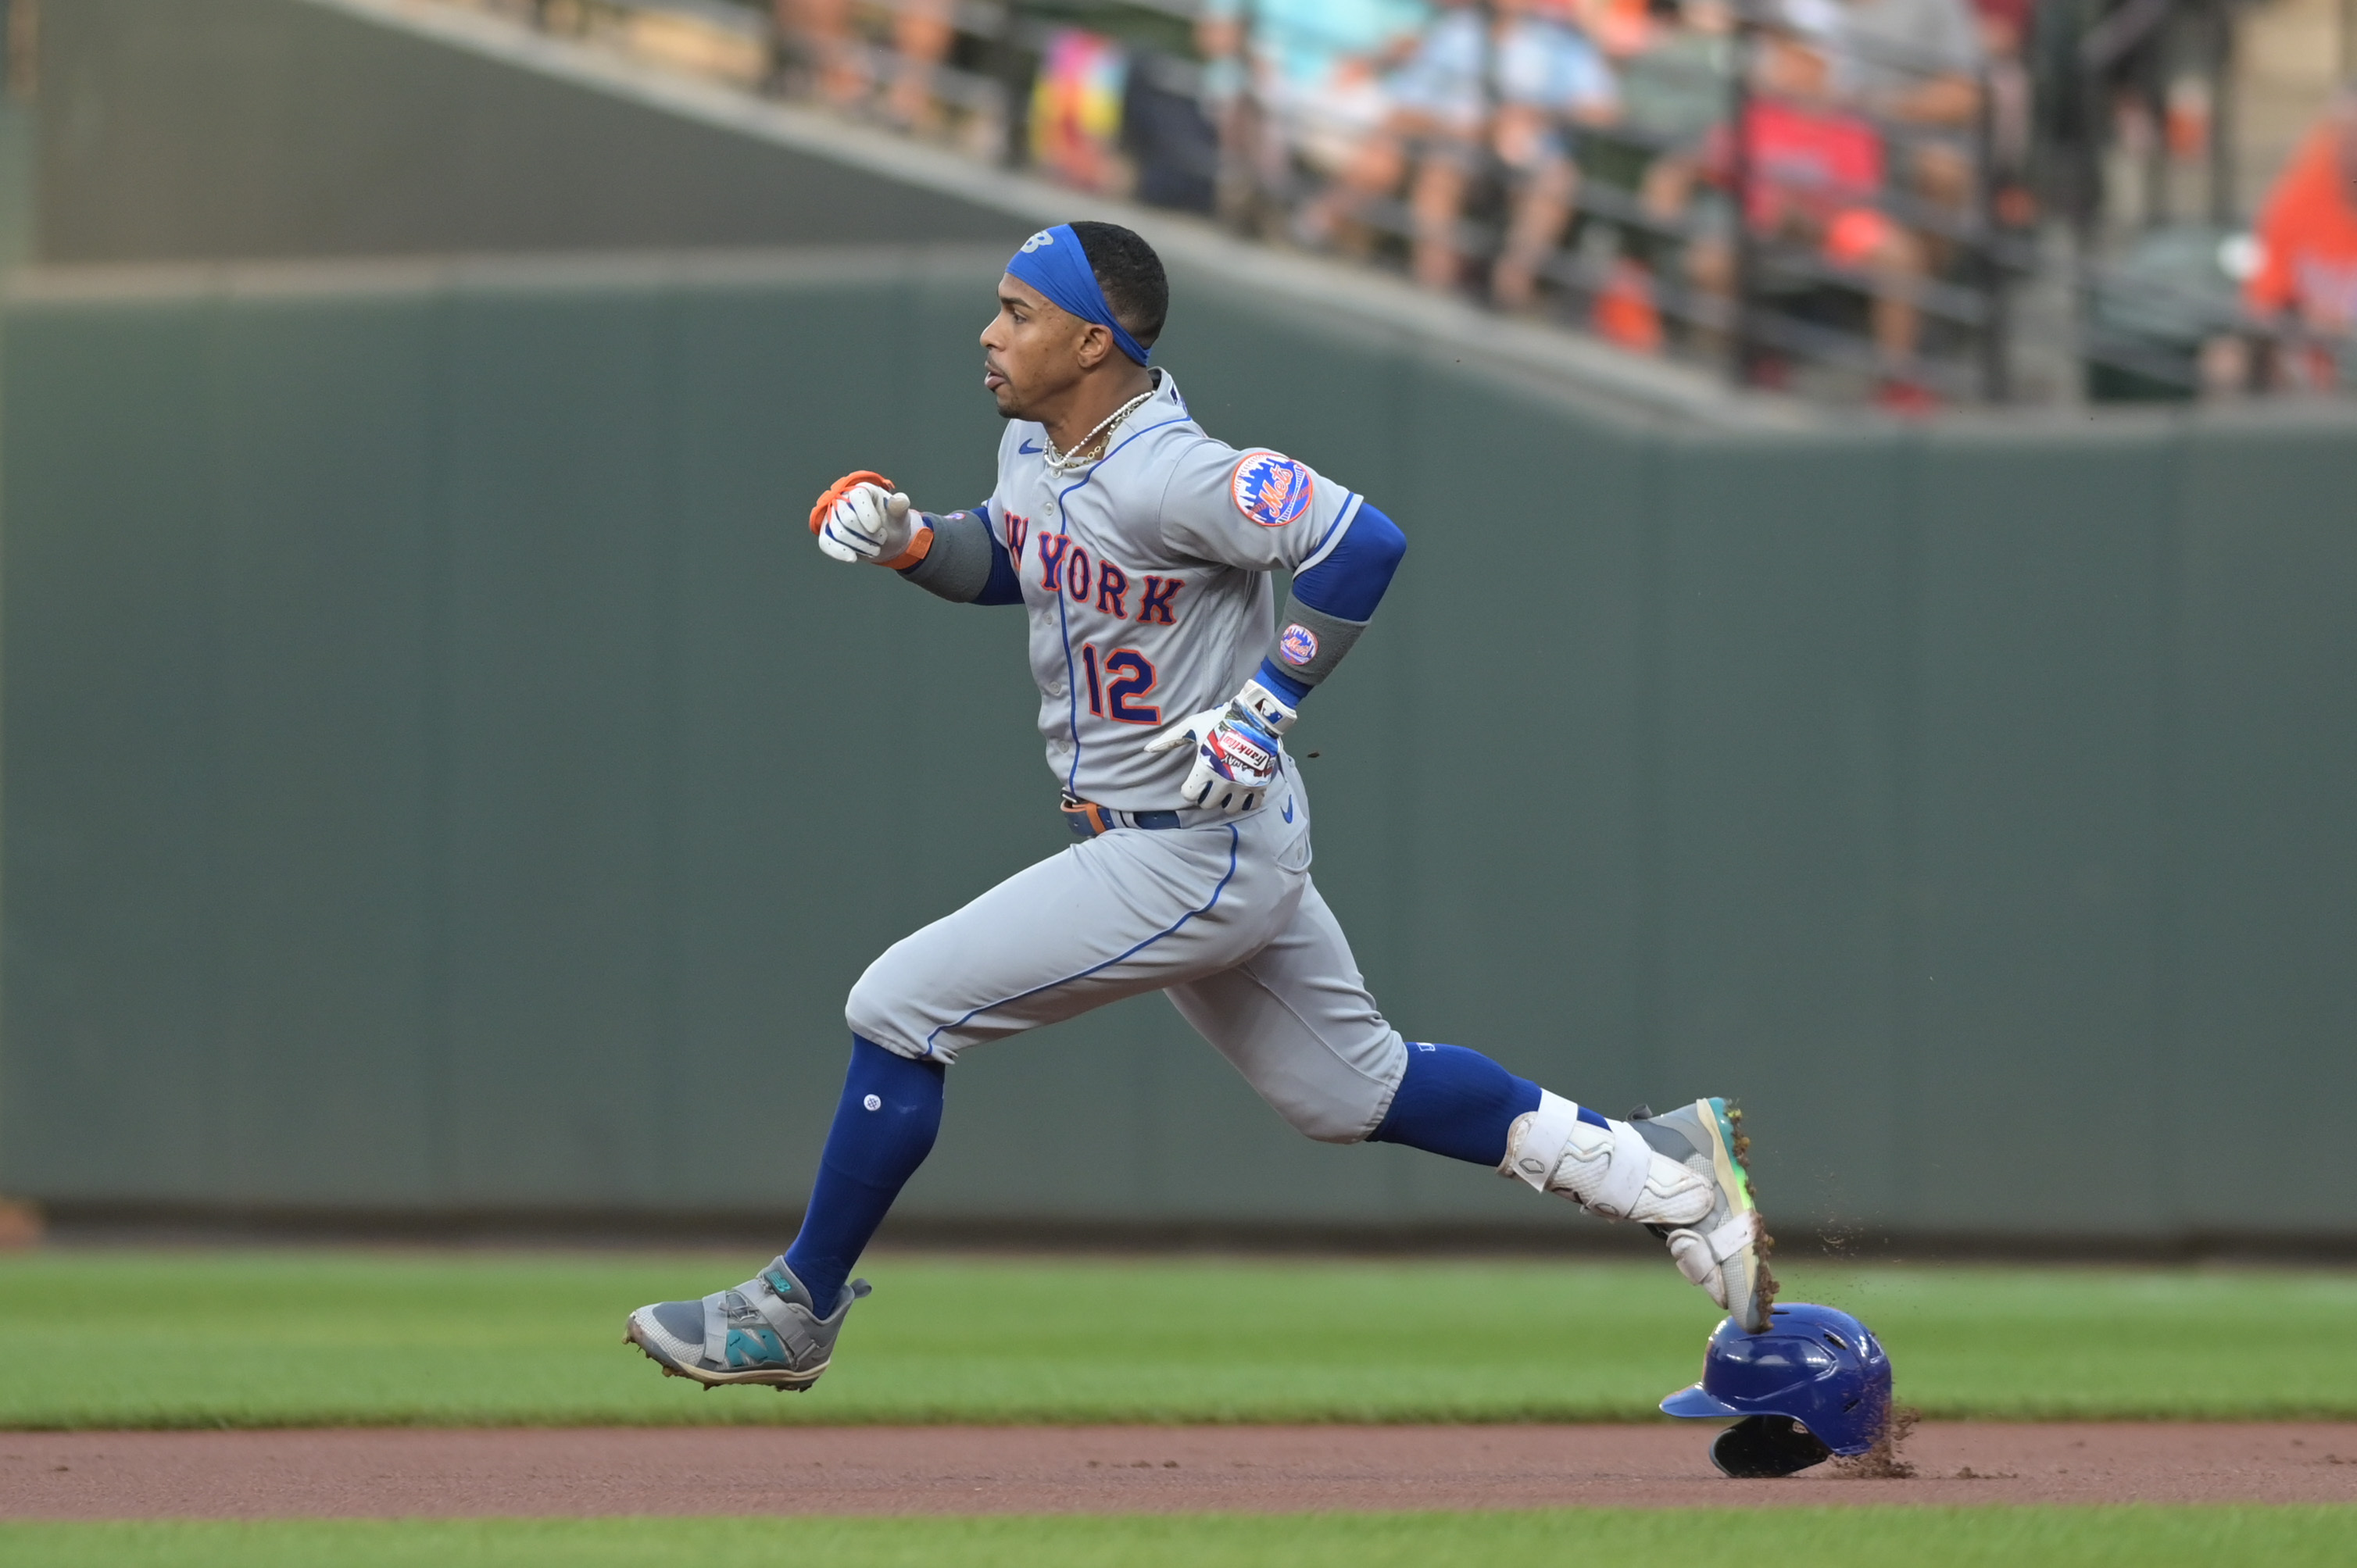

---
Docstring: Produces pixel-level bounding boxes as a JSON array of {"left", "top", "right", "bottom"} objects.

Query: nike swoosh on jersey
[
  {"left": 1282, "top": 796, "right": 1295, "bottom": 823},
  {"left": 1018, "top": 439, "right": 1043, "bottom": 455}
]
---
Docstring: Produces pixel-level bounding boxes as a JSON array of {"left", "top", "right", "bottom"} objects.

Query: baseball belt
[{"left": 1060, "top": 795, "right": 1185, "bottom": 838}]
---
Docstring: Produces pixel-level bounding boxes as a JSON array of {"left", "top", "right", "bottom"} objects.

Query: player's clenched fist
[
  {"left": 809, "top": 470, "right": 922, "bottom": 565},
  {"left": 1142, "top": 679, "right": 1298, "bottom": 815}
]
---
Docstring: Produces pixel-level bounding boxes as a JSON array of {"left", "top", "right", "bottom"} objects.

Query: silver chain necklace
[{"left": 1041, "top": 387, "right": 1156, "bottom": 477}]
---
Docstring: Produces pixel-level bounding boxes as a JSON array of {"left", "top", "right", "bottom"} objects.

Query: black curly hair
[{"left": 1069, "top": 221, "right": 1169, "bottom": 350}]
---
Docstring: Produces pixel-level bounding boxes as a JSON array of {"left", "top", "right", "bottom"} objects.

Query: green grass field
[
  {"left": 4, "top": 1248, "right": 2354, "bottom": 1427},
  {"left": 4, "top": 1509, "right": 2354, "bottom": 1568}
]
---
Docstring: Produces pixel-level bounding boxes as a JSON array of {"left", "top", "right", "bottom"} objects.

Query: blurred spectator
[
  {"left": 776, "top": 0, "right": 864, "bottom": 106},
  {"left": 1491, "top": 0, "right": 1623, "bottom": 309},
  {"left": 2242, "top": 84, "right": 2357, "bottom": 388},
  {"left": 1608, "top": 0, "right": 1740, "bottom": 348},
  {"left": 1287, "top": 0, "right": 1465, "bottom": 267},
  {"left": 1812, "top": 0, "right": 1981, "bottom": 127},
  {"left": 1200, "top": 0, "right": 1426, "bottom": 213},
  {"left": 1125, "top": 51, "right": 1222, "bottom": 213},
  {"left": 1572, "top": 0, "right": 1659, "bottom": 59},
  {"left": 1619, "top": 0, "right": 1738, "bottom": 152},
  {"left": 884, "top": 0, "right": 956, "bottom": 131},
  {"left": 774, "top": 0, "right": 955, "bottom": 130},
  {"left": 1816, "top": 0, "right": 1985, "bottom": 236},
  {"left": 1298, "top": 0, "right": 1618, "bottom": 302},
  {"left": 1970, "top": 0, "right": 2036, "bottom": 227},
  {"left": 1650, "top": 22, "right": 1936, "bottom": 403}
]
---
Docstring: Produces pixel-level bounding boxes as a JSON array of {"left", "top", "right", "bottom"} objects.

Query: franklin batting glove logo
[{"left": 1207, "top": 728, "right": 1276, "bottom": 779}]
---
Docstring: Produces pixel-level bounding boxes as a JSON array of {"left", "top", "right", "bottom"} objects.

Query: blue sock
[
  {"left": 1368, "top": 1042, "right": 1606, "bottom": 1167},
  {"left": 784, "top": 1037, "right": 945, "bottom": 1314}
]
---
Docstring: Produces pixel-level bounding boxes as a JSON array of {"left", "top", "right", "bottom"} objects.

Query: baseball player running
[{"left": 627, "top": 221, "right": 1771, "bottom": 1390}]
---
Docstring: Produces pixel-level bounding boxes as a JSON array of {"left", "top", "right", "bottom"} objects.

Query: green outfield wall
[
  {"left": 33, "top": 0, "right": 1032, "bottom": 264},
  {"left": 4, "top": 249, "right": 2353, "bottom": 1243}
]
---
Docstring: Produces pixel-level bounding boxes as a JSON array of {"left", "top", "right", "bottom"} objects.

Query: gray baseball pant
[{"left": 845, "top": 785, "right": 1407, "bottom": 1142}]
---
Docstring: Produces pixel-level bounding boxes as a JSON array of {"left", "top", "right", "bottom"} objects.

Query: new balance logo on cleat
[
  {"left": 624, "top": 1258, "right": 871, "bottom": 1392},
  {"left": 725, "top": 1327, "right": 785, "bottom": 1368}
]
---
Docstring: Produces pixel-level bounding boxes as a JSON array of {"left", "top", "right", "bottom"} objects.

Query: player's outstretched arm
[{"left": 807, "top": 471, "right": 1021, "bottom": 605}]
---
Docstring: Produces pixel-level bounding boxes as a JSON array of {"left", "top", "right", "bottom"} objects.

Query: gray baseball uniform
[
  {"left": 847, "top": 370, "right": 1409, "bottom": 1141},
  {"left": 994, "top": 370, "right": 1364, "bottom": 809}
]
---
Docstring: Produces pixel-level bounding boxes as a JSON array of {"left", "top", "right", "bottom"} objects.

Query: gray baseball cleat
[
  {"left": 624, "top": 1257, "right": 869, "bottom": 1391},
  {"left": 1632, "top": 1098, "right": 1775, "bottom": 1334}
]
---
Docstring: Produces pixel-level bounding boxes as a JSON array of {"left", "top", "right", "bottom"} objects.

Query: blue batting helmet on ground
[{"left": 1660, "top": 1302, "right": 1893, "bottom": 1467}]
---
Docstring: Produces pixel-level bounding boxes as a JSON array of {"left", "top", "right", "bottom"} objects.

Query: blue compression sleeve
[
  {"left": 784, "top": 1037, "right": 946, "bottom": 1313},
  {"left": 1368, "top": 1043, "right": 1605, "bottom": 1166},
  {"left": 1254, "top": 502, "right": 1407, "bottom": 709},
  {"left": 1295, "top": 502, "right": 1407, "bottom": 621}
]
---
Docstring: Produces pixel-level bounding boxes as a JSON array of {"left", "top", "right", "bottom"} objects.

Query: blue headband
[{"left": 1006, "top": 225, "right": 1151, "bottom": 366}]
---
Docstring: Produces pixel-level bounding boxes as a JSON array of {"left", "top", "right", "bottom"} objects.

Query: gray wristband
[
  {"left": 899, "top": 510, "right": 996, "bottom": 603},
  {"left": 1265, "top": 595, "right": 1367, "bottom": 688}
]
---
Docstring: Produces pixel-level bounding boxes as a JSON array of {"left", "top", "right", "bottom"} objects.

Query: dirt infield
[{"left": 2, "top": 1424, "right": 2352, "bottom": 1518}]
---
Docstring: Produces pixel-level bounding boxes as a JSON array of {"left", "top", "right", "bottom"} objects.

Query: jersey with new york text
[{"left": 984, "top": 369, "right": 1365, "bottom": 812}]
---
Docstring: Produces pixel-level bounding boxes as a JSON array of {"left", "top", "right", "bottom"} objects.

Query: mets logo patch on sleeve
[
  {"left": 1279, "top": 623, "right": 1320, "bottom": 664},
  {"left": 1231, "top": 452, "right": 1315, "bottom": 527}
]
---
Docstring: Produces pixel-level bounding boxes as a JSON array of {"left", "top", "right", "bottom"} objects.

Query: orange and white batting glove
[{"left": 809, "top": 470, "right": 932, "bottom": 569}]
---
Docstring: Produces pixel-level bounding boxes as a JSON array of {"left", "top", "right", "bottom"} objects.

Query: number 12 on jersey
[{"left": 1079, "top": 644, "right": 1161, "bottom": 724}]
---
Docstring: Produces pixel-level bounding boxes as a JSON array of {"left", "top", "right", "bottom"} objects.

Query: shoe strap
[
  {"left": 1502, "top": 1091, "right": 1580, "bottom": 1191},
  {"left": 1504, "top": 1091, "right": 1651, "bottom": 1220},
  {"left": 699, "top": 1271, "right": 818, "bottom": 1367},
  {"left": 1583, "top": 1120, "right": 1654, "bottom": 1220},
  {"left": 700, "top": 1289, "right": 735, "bottom": 1368},
  {"left": 1703, "top": 1210, "right": 1757, "bottom": 1263},
  {"left": 741, "top": 1270, "right": 815, "bottom": 1341}
]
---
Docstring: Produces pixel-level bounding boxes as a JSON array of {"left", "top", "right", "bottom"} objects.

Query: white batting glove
[
  {"left": 1141, "top": 679, "right": 1298, "bottom": 816},
  {"left": 817, "top": 482, "right": 917, "bottom": 565}
]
